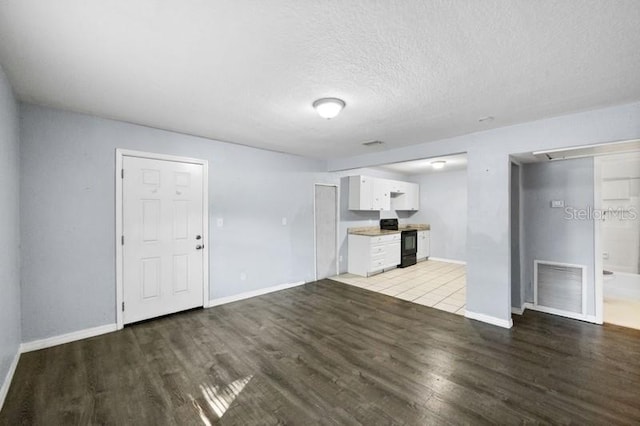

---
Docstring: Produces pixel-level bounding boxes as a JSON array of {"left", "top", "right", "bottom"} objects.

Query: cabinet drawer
[
  {"left": 370, "top": 234, "right": 400, "bottom": 245},
  {"left": 370, "top": 245, "right": 387, "bottom": 256},
  {"left": 369, "top": 258, "right": 386, "bottom": 271}
]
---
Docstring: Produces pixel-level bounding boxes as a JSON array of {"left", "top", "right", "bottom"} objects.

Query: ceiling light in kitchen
[
  {"left": 431, "top": 160, "right": 446, "bottom": 169},
  {"left": 313, "top": 98, "right": 346, "bottom": 119}
]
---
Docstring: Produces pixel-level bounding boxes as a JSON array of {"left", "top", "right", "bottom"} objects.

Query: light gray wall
[
  {"left": 19, "top": 103, "right": 325, "bottom": 341},
  {"left": 0, "top": 66, "right": 21, "bottom": 389},
  {"left": 408, "top": 169, "right": 467, "bottom": 262},
  {"left": 328, "top": 102, "right": 640, "bottom": 324},
  {"left": 521, "top": 158, "right": 596, "bottom": 315}
]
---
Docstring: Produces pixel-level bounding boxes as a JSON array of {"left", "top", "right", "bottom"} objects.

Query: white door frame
[
  {"left": 593, "top": 156, "right": 604, "bottom": 324},
  {"left": 115, "top": 149, "right": 209, "bottom": 330},
  {"left": 313, "top": 183, "right": 340, "bottom": 280}
]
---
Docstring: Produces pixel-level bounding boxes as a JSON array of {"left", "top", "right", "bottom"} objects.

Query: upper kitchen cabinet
[
  {"left": 391, "top": 182, "right": 419, "bottom": 211},
  {"left": 348, "top": 175, "right": 418, "bottom": 211},
  {"left": 348, "top": 176, "right": 390, "bottom": 211}
]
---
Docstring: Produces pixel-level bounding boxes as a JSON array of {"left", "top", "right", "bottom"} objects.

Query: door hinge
[
  {"left": 121, "top": 169, "right": 124, "bottom": 178},
  {"left": 122, "top": 302, "right": 125, "bottom": 311},
  {"left": 121, "top": 235, "right": 124, "bottom": 245}
]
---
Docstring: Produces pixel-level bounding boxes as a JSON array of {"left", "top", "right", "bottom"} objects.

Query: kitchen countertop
[{"left": 348, "top": 224, "right": 430, "bottom": 236}]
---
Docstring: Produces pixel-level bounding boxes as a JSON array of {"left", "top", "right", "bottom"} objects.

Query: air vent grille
[
  {"left": 362, "top": 140, "right": 384, "bottom": 147},
  {"left": 534, "top": 260, "right": 586, "bottom": 316}
]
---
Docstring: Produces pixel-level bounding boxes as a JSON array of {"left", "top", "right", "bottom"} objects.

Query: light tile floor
[{"left": 329, "top": 260, "right": 466, "bottom": 315}]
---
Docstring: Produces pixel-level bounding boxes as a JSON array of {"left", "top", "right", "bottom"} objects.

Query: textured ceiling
[{"left": 1, "top": 1, "right": 639, "bottom": 159}]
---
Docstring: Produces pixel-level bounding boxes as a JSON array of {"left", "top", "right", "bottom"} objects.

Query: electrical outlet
[
  {"left": 339, "top": 255, "right": 343, "bottom": 263},
  {"left": 602, "top": 252, "right": 609, "bottom": 260},
  {"left": 217, "top": 218, "right": 224, "bottom": 227},
  {"left": 240, "top": 272, "right": 247, "bottom": 281},
  {"left": 282, "top": 217, "right": 287, "bottom": 226},
  {"left": 550, "top": 200, "right": 564, "bottom": 208}
]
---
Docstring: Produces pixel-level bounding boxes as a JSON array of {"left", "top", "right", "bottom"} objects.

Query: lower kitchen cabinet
[
  {"left": 417, "top": 230, "right": 430, "bottom": 260},
  {"left": 348, "top": 233, "right": 401, "bottom": 277}
]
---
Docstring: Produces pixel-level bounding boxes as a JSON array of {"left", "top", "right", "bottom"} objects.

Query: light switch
[
  {"left": 282, "top": 217, "right": 287, "bottom": 226},
  {"left": 217, "top": 218, "right": 224, "bottom": 227},
  {"left": 550, "top": 200, "right": 564, "bottom": 208}
]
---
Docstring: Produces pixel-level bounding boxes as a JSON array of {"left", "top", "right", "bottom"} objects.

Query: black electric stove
[{"left": 380, "top": 219, "right": 417, "bottom": 268}]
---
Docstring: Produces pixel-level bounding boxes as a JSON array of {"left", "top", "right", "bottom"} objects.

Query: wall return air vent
[{"left": 533, "top": 260, "right": 587, "bottom": 321}]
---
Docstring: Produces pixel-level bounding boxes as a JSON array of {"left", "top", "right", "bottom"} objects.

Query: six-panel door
[{"left": 122, "top": 156, "right": 204, "bottom": 324}]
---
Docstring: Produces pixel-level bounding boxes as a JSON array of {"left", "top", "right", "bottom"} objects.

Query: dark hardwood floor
[{"left": 2, "top": 279, "right": 640, "bottom": 425}]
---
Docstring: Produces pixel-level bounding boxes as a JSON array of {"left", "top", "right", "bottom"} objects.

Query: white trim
[
  {"left": 115, "top": 149, "right": 210, "bottom": 329},
  {"left": 428, "top": 257, "right": 466, "bottom": 265},
  {"left": 524, "top": 303, "right": 598, "bottom": 324},
  {"left": 465, "top": 310, "right": 513, "bottom": 329},
  {"left": 533, "top": 259, "right": 589, "bottom": 321},
  {"left": 208, "top": 281, "right": 306, "bottom": 307},
  {"left": 20, "top": 324, "right": 118, "bottom": 353},
  {"left": 313, "top": 183, "right": 340, "bottom": 281},
  {"left": 0, "top": 350, "right": 20, "bottom": 411},
  {"left": 511, "top": 305, "right": 526, "bottom": 315},
  {"left": 593, "top": 157, "right": 604, "bottom": 324}
]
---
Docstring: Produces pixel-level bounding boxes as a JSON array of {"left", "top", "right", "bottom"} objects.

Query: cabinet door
[
  {"left": 386, "top": 242, "right": 401, "bottom": 266},
  {"left": 348, "top": 175, "right": 375, "bottom": 210},
  {"left": 372, "top": 178, "right": 391, "bottom": 211},
  {"left": 405, "top": 183, "right": 420, "bottom": 211},
  {"left": 417, "top": 231, "right": 430, "bottom": 258},
  {"left": 388, "top": 180, "right": 407, "bottom": 194}
]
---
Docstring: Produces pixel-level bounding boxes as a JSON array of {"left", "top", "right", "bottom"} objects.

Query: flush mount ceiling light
[
  {"left": 313, "top": 98, "right": 345, "bottom": 119},
  {"left": 431, "top": 160, "right": 446, "bottom": 169}
]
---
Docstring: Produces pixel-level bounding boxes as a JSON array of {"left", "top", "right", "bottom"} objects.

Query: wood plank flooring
[{"left": 2, "top": 280, "right": 640, "bottom": 425}]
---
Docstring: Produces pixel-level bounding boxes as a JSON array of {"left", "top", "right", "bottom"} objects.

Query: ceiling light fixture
[
  {"left": 313, "top": 98, "right": 345, "bottom": 119},
  {"left": 431, "top": 160, "right": 446, "bottom": 170}
]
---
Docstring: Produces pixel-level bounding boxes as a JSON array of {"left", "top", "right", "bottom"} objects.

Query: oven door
[{"left": 401, "top": 230, "right": 417, "bottom": 255}]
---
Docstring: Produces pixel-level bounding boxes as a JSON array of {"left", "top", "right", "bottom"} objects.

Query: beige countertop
[{"left": 348, "top": 224, "right": 430, "bottom": 236}]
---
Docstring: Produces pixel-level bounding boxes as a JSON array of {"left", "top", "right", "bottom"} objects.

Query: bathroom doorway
[{"left": 597, "top": 152, "right": 640, "bottom": 329}]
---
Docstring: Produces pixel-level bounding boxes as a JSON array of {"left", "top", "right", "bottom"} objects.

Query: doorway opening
[
  {"left": 597, "top": 152, "right": 640, "bottom": 329},
  {"left": 314, "top": 184, "right": 339, "bottom": 280},
  {"left": 329, "top": 153, "right": 469, "bottom": 317}
]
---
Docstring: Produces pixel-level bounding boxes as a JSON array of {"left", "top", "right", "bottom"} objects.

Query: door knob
[
  {"left": 196, "top": 245, "right": 204, "bottom": 250},
  {"left": 196, "top": 235, "right": 202, "bottom": 240}
]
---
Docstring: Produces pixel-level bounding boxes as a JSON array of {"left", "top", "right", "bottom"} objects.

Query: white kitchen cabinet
[
  {"left": 348, "top": 233, "right": 401, "bottom": 276},
  {"left": 348, "top": 175, "right": 390, "bottom": 211},
  {"left": 387, "top": 179, "right": 407, "bottom": 194},
  {"left": 391, "top": 182, "right": 420, "bottom": 211},
  {"left": 348, "top": 175, "right": 417, "bottom": 211},
  {"left": 417, "top": 230, "right": 430, "bottom": 260}
]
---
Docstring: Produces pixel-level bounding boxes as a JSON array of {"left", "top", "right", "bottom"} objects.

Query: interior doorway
[
  {"left": 116, "top": 150, "right": 209, "bottom": 328},
  {"left": 596, "top": 153, "right": 640, "bottom": 329},
  {"left": 314, "top": 184, "right": 339, "bottom": 280}
]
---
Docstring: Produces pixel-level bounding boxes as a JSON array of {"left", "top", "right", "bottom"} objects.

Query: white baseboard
[
  {"left": 465, "top": 310, "right": 513, "bottom": 329},
  {"left": 20, "top": 323, "right": 118, "bottom": 353},
  {"left": 428, "top": 257, "right": 466, "bottom": 265},
  {"left": 523, "top": 303, "right": 599, "bottom": 324},
  {"left": 208, "top": 281, "right": 306, "bottom": 307},
  {"left": 0, "top": 350, "right": 20, "bottom": 411}
]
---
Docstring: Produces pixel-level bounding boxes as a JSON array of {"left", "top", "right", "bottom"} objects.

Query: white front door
[{"left": 122, "top": 156, "right": 205, "bottom": 324}]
